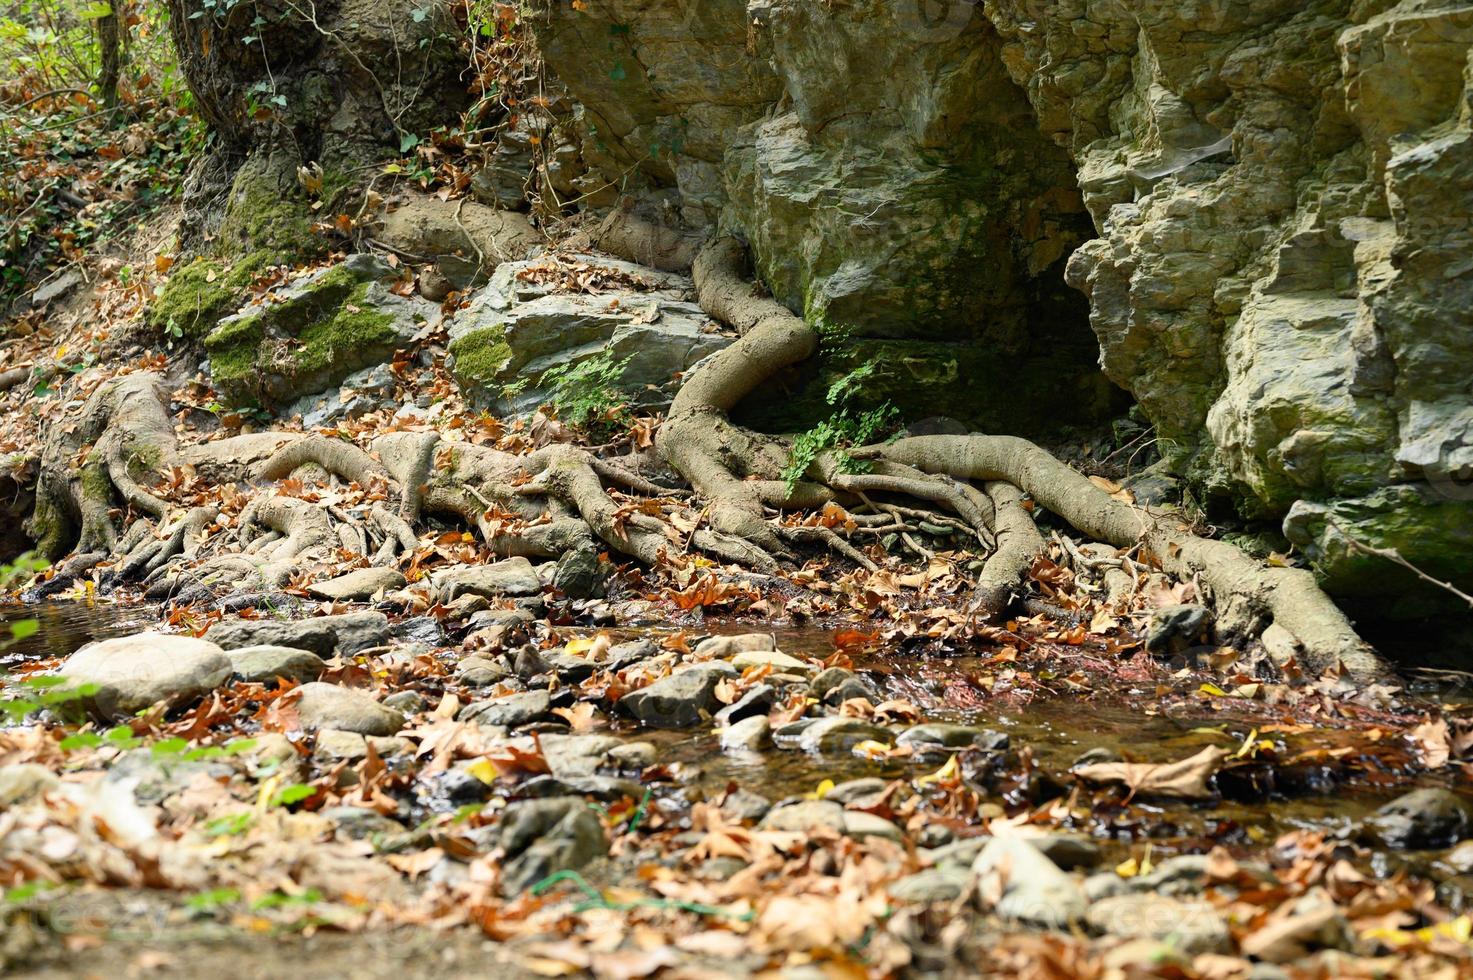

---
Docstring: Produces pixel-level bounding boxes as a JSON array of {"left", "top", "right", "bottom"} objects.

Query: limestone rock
[
  {"left": 972, "top": 835, "right": 1087, "bottom": 927},
  {"left": 432, "top": 558, "right": 542, "bottom": 601},
  {"left": 1362, "top": 788, "right": 1473, "bottom": 849},
  {"left": 293, "top": 682, "right": 405, "bottom": 736},
  {"left": 1086, "top": 894, "right": 1232, "bottom": 955},
  {"left": 205, "top": 611, "right": 389, "bottom": 658},
  {"left": 617, "top": 664, "right": 727, "bottom": 727},
  {"left": 205, "top": 254, "right": 439, "bottom": 407},
  {"left": 719, "top": 715, "right": 771, "bottom": 753},
  {"left": 225, "top": 645, "right": 326, "bottom": 685},
  {"left": 60, "top": 633, "right": 231, "bottom": 719},
  {"left": 307, "top": 567, "right": 406, "bottom": 602},
  {"left": 498, "top": 797, "right": 608, "bottom": 896},
  {"left": 447, "top": 254, "right": 732, "bottom": 415}
]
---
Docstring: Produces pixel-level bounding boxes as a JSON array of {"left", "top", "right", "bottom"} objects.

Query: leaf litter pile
[{"left": 2, "top": 265, "right": 1473, "bottom": 978}]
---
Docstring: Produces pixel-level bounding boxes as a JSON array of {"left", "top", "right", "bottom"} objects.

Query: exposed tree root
[
  {"left": 25, "top": 227, "right": 1390, "bottom": 685},
  {"left": 867, "top": 435, "right": 1387, "bottom": 680}
]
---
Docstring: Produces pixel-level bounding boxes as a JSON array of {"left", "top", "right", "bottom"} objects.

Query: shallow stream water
[{"left": 1, "top": 600, "right": 1435, "bottom": 862}]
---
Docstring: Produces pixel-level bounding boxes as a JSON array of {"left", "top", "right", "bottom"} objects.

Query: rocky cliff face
[{"left": 526, "top": 0, "right": 1473, "bottom": 621}]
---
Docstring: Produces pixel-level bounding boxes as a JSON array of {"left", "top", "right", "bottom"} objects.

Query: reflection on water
[{"left": 0, "top": 600, "right": 159, "bottom": 669}]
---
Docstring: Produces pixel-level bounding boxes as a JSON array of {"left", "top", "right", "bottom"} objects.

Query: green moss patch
[{"left": 447, "top": 325, "right": 513, "bottom": 390}]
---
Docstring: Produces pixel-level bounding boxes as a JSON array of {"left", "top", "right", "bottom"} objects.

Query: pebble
[
  {"left": 888, "top": 868, "right": 972, "bottom": 903},
  {"left": 713, "top": 684, "right": 776, "bottom": 724},
  {"left": 896, "top": 723, "right": 1008, "bottom": 752},
  {"left": 973, "top": 836, "right": 1087, "bottom": 927},
  {"left": 498, "top": 797, "right": 608, "bottom": 896},
  {"left": 306, "top": 567, "right": 406, "bottom": 601},
  {"left": 1362, "top": 787, "right": 1473, "bottom": 849},
  {"left": 792, "top": 717, "right": 891, "bottom": 753},
  {"left": 1085, "top": 893, "right": 1232, "bottom": 954},
  {"left": 730, "top": 649, "right": 814, "bottom": 674},
  {"left": 60, "top": 633, "right": 232, "bottom": 719},
  {"left": 294, "top": 682, "right": 406, "bottom": 736},
  {"left": 313, "top": 729, "right": 410, "bottom": 763},
  {"left": 459, "top": 690, "right": 552, "bottom": 728},
  {"left": 205, "top": 611, "right": 389, "bottom": 657},
  {"left": 720, "top": 715, "right": 771, "bottom": 753},
  {"left": 225, "top": 645, "right": 325, "bottom": 685},
  {"left": 433, "top": 557, "right": 543, "bottom": 601},
  {"left": 693, "top": 633, "right": 775, "bottom": 658},
  {"left": 619, "top": 664, "right": 727, "bottom": 727},
  {"left": 760, "top": 800, "right": 902, "bottom": 842}
]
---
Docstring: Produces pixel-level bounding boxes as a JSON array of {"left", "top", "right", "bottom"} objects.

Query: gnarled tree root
[{"left": 867, "top": 435, "right": 1388, "bottom": 680}]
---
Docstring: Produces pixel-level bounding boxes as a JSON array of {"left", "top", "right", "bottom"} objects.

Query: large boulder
[
  {"left": 447, "top": 253, "right": 732, "bottom": 415},
  {"left": 204, "top": 254, "right": 438, "bottom": 408},
  {"left": 204, "top": 611, "right": 390, "bottom": 658},
  {"left": 59, "top": 633, "right": 232, "bottom": 719}
]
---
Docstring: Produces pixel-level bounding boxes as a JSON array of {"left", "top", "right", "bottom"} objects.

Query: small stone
[
  {"left": 693, "top": 633, "right": 776, "bottom": 658},
  {"left": 313, "top": 729, "right": 409, "bottom": 763},
  {"left": 498, "top": 797, "right": 607, "bottom": 896},
  {"left": 923, "top": 837, "right": 990, "bottom": 871},
  {"left": 1363, "top": 788, "right": 1473, "bottom": 849},
  {"left": 720, "top": 715, "right": 771, "bottom": 753},
  {"left": 719, "top": 788, "right": 772, "bottom": 823},
  {"left": 205, "top": 611, "right": 389, "bottom": 657},
  {"left": 760, "top": 800, "right": 901, "bottom": 841},
  {"left": 888, "top": 868, "right": 971, "bottom": 904},
  {"left": 823, "top": 677, "right": 879, "bottom": 705},
  {"left": 1034, "top": 833, "right": 1103, "bottom": 870},
  {"left": 322, "top": 806, "right": 406, "bottom": 841},
  {"left": 459, "top": 690, "right": 552, "bottom": 728},
  {"left": 552, "top": 547, "right": 608, "bottom": 599},
  {"left": 433, "top": 557, "right": 542, "bottom": 601},
  {"left": 307, "top": 567, "right": 406, "bottom": 601},
  {"left": 1145, "top": 604, "right": 1212, "bottom": 655},
  {"left": 60, "top": 633, "right": 232, "bottom": 719},
  {"left": 1086, "top": 893, "right": 1231, "bottom": 954},
  {"left": 619, "top": 664, "right": 726, "bottom": 727},
  {"left": 896, "top": 724, "right": 1008, "bottom": 752},
  {"left": 791, "top": 717, "right": 891, "bottom": 753},
  {"left": 730, "top": 649, "right": 814, "bottom": 674},
  {"left": 714, "top": 684, "right": 776, "bottom": 725},
  {"left": 539, "top": 734, "right": 626, "bottom": 777},
  {"left": 973, "top": 836, "right": 1087, "bottom": 927},
  {"left": 825, "top": 778, "right": 888, "bottom": 806},
  {"left": 606, "top": 741, "right": 656, "bottom": 770},
  {"left": 294, "top": 682, "right": 405, "bottom": 736},
  {"left": 381, "top": 690, "right": 426, "bottom": 714},
  {"left": 0, "top": 763, "right": 59, "bottom": 806},
  {"left": 809, "top": 667, "right": 857, "bottom": 700},
  {"left": 225, "top": 645, "right": 325, "bottom": 685}
]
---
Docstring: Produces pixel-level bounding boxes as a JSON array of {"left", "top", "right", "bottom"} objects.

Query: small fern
[{"left": 538, "top": 349, "right": 631, "bottom": 436}]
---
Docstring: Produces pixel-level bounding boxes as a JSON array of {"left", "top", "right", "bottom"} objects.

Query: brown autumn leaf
[
  {"left": 551, "top": 702, "right": 599, "bottom": 732},
  {"left": 1074, "top": 746, "right": 1228, "bottom": 801}
]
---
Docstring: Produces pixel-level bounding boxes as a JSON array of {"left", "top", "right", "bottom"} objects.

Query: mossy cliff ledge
[
  {"left": 204, "top": 254, "right": 437, "bottom": 408},
  {"left": 526, "top": 0, "right": 1473, "bottom": 619}
]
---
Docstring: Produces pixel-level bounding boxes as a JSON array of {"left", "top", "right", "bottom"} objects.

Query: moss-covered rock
[
  {"left": 1285, "top": 484, "right": 1473, "bottom": 620},
  {"left": 204, "top": 255, "right": 436, "bottom": 408},
  {"left": 447, "top": 325, "right": 513, "bottom": 391},
  {"left": 146, "top": 252, "right": 275, "bottom": 339},
  {"left": 215, "top": 152, "right": 324, "bottom": 261}
]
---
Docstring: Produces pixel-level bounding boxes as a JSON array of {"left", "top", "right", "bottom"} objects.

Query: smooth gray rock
[
  {"left": 293, "top": 682, "right": 405, "bottom": 736},
  {"left": 459, "top": 690, "right": 552, "bottom": 728},
  {"left": 618, "top": 664, "right": 726, "bottom": 727},
  {"left": 973, "top": 836, "right": 1087, "bottom": 927},
  {"left": 1363, "top": 788, "right": 1473, "bottom": 850},
  {"left": 720, "top": 715, "right": 771, "bottom": 753},
  {"left": 713, "top": 684, "right": 776, "bottom": 725},
  {"left": 205, "top": 612, "right": 390, "bottom": 658},
  {"left": 307, "top": 567, "right": 406, "bottom": 601},
  {"left": 552, "top": 547, "right": 608, "bottom": 599},
  {"left": 0, "top": 763, "right": 59, "bottom": 806},
  {"left": 1145, "top": 604, "right": 1212, "bottom": 655},
  {"left": 760, "top": 800, "right": 902, "bottom": 842},
  {"left": 225, "top": 645, "right": 325, "bottom": 685},
  {"left": 791, "top": 717, "right": 891, "bottom": 753},
  {"left": 889, "top": 868, "right": 972, "bottom": 904},
  {"left": 498, "top": 796, "right": 607, "bottom": 896},
  {"left": 1086, "top": 894, "right": 1232, "bottom": 955},
  {"left": 60, "top": 633, "right": 231, "bottom": 719},
  {"left": 456, "top": 655, "right": 511, "bottom": 686},
  {"left": 896, "top": 723, "right": 1008, "bottom": 752},
  {"left": 433, "top": 558, "right": 542, "bottom": 601},
  {"left": 322, "top": 806, "right": 406, "bottom": 841}
]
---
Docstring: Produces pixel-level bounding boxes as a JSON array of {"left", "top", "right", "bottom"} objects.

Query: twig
[{"left": 1328, "top": 519, "right": 1473, "bottom": 609}]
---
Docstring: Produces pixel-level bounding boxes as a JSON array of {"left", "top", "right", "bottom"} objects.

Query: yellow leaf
[
  {"left": 1198, "top": 682, "right": 1229, "bottom": 697},
  {"left": 852, "top": 739, "right": 891, "bottom": 761},
  {"left": 803, "top": 778, "right": 835, "bottom": 801},
  {"left": 466, "top": 759, "right": 498, "bottom": 784},
  {"left": 916, "top": 755, "right": 960, "bottom": 787},
  {"left": 1115, "top": 857, "right": 1139, "bottom": 878}
]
